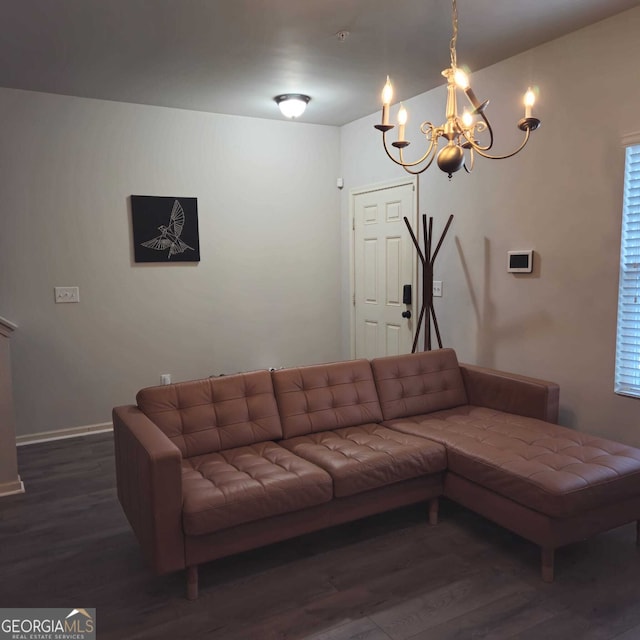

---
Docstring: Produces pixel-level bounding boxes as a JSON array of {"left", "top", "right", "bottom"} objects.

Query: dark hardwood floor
[{"left": 2, "top": 433, "right": 640, "bottom": 639}]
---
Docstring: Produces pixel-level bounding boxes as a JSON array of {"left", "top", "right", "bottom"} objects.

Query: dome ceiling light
[{"left": 274, "top": 94, "right": 311, "bottom": 119}]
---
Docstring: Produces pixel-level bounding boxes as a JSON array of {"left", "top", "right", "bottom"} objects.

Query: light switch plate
[
  {"left": 54, "top": 286, "right": 80, "bottom": 303},
  {"left": 433, "top": 281, "right": 443, "bottom": 297}
]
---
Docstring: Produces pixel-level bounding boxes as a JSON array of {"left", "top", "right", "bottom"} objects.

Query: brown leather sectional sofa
[{"left": 113, "top": 348, "right": 640, "bottom": 599}]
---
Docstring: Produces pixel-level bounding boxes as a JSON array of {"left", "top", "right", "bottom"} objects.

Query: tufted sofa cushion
[
  {"left": 136, "top": 371, "right": 282, "bottom": 458},
  {"left": 384, "top": 405, "right": 640, "bottom": 518},
  {"left": 181, "top": 442, "right": 333, "bottom": 535},
  {"left": 280, "top": 423, "right": 446, "bottom": 497},
  {"left": 371, "top": 348, "right": 468, "bottom": 421},
  {"left": 272, "top": 360, "right": 383, "bottom": 439}
]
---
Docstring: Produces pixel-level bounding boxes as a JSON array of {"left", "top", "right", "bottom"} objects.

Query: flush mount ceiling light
[
  {"left": 275, "top": 94, "right": 311, "bottom": 119},
  {"left": 374, "top": 0, "right": 541, "bottom": 178}
]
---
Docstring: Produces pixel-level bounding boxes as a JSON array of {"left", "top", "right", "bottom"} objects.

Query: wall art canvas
[{"left": 131, "top": 195, "right": 200, "bottom": 263}]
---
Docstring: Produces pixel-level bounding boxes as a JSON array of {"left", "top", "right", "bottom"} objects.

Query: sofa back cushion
[
  {"left": 136, "top": 370, "right": 282, "bottom": 458},
  {"left": 272, "top": 359, "right": 383, "bottom": 439},
  {"left": 371, "top": 349, "right": 468, "bottom": 421}
]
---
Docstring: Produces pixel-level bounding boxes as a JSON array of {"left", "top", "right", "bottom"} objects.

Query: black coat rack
[{"left": 403, "top": 213, "right": 454, "bottom": 352}]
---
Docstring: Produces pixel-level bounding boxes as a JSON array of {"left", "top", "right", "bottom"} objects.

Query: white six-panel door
[{"left": 352, "top": 180, "right": 416, "bottom": 359}]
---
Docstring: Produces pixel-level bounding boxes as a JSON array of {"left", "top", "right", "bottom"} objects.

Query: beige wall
[
  {"left": 5, "top": 6, "right": 640, "bottom": 444},
  {"left": 340, "top": 6, "right": 640, "bottom": 445},
  {"left": 0, "top": 90, "right": 342, "bottom": 436}
]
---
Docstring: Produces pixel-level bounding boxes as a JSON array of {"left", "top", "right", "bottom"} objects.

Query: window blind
[{"left": 615, "top": 144, "right": 640, "bottom": 397}]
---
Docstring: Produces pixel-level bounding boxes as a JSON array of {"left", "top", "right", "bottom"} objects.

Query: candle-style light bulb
[
  {"left": 455, "top": 67, "right": 482, "bottom": 111},
  {"left": 524, "top": 87, "right": 536, "bottom": 119},
  {"left": 454, "top": 68, "right": 469, "bottom": 90},
  {"left": 398, "top": 104, "right": 408, "bottom": 125},
  {"left": 381, "top": 76, "right": 393, "bottom": 126},
  {"left": 397, "top": 103, "right": 408, "bottom": 142},
  {"left": 382, "top": 77, "right": 393, "bottom": 105},
  {"left": 461, "top": 109, "right": 473, "bottom": 129}
]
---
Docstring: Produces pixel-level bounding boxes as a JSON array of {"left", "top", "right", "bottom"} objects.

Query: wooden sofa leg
[
  {"left": 187, "top": 565, "right": 199, "bottom": 600},
  {"left": 428, "top": 497, "right": 439, "bottom": 525},
  {"left": 541, "top": 548, "right": 554, "bottom": 583}
]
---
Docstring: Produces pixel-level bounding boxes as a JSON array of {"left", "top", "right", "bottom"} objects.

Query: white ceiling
[{"left": 2, "top": 0, "right": 639, "bottom": 126}]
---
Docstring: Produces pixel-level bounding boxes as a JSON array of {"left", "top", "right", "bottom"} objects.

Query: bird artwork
[
  {"left": 131, "top": 194, "right": 200, "bottom": 263},
  {"left": 140, "top": 199, "right": 194, "bottom": 259}
]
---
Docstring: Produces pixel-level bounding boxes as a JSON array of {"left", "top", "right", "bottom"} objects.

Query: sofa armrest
[
  {"left": 112, "top": 405, "right": 185, "bottom": 574},
  {"left": 459, "top": 364, "right": 560, "bottom": 423}
]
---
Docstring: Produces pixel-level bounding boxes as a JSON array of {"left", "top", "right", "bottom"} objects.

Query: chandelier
[{"left": 374, "top": 0, "right": 541, "bottom": 178}]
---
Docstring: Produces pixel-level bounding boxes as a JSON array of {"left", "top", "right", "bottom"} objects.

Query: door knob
[{"left": 402, "top": 310, "right": 411, "bottom": 319}]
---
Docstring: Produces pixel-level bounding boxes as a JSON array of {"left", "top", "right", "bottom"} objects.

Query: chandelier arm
[
  {"left": 380, "top": 134, "right": 410, "bottom": 166},
  {"left": 470, "top": 127, "right": 532, "bottom": 161},
  {"left": 457, "top": 113, "right": 495, "bottom": 152},
  {"left": 382, "top": 130, "right": 438, "bottom": 169},
  {"left": 398, "top": 138, "right": 438, "bottom": 168},
  {"left": 399, "top": 152, "right": 439, "bottom": 176},
  {"left": 463, "top": 147, "right": 474, "bottom": 173}
]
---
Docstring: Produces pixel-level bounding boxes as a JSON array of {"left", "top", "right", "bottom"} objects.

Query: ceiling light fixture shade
[
  {"left": 275, "top": 94, "right": 311, "bottom": 119},
  {"left": 374, "top": 0, "right": 541, "bottom": 178}
]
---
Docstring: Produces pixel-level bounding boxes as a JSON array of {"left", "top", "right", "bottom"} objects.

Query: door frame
[{"left": 349, "top": 176, "right": 418, "bottom": 359}]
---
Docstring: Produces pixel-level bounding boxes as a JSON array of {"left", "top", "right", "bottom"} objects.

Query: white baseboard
[
  {"left": 16, "top": 422, "right": 113, "bottom": 446},
  {"left": 0, "top": 476, "right": 25, "bottom": 497}
]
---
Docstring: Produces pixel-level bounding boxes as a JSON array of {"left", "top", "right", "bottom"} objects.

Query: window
[{"left": 615, "top": 143, "right": 640, "bottom": 397}]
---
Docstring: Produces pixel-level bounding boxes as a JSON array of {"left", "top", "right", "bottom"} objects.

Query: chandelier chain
[{"left": 450, "top": 0, "right": 458, "bottom": 69}]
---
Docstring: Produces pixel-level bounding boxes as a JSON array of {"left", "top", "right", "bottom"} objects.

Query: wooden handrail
[{"left": 0, "top": 316, "right": 17, "bottom": 338}]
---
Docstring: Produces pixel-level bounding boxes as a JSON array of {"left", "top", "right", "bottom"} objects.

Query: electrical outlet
[
  {"left": 54, "top": 286, "right": 80, "bottom": 303},
  {"left": 160, "top": 374, "right": 171, "bottom": 385},
  {"left": 433, "top": 281, "right": 443, "bottom": 297}
]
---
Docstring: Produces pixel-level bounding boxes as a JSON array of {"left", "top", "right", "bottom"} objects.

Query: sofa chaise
[{"left": 113, "top": 349, "right": 640, "bottom": 599}]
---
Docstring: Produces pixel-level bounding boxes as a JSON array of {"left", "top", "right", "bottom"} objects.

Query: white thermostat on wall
[{"left": 507, "top": 250, "right": 533, "bottom": 273}]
